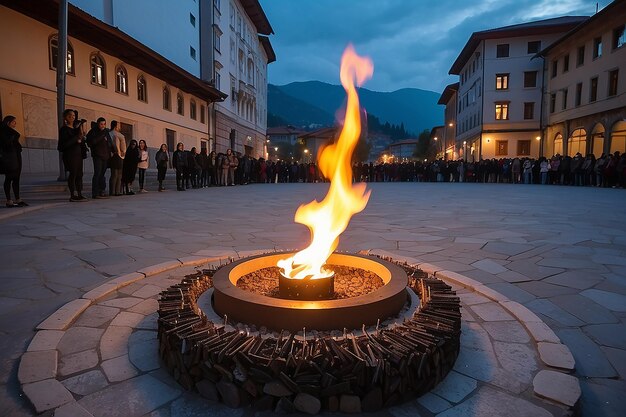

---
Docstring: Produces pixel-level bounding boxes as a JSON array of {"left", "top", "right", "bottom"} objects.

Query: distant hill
[
  {"left": 267, "top": 84, "right": 334, "bottom": 128},
  {"left": 268, "top": 81, "right": 443, "bottom": 134}
]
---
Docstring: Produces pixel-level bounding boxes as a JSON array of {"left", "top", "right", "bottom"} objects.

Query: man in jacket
[{"left": 86, "top": 117, "right": 111, "bottom": 198}]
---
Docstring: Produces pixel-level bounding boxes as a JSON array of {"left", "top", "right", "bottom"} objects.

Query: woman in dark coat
[
  {"left": 58, "top": 109, "right": 88, "bottom": 201},
  {"left": 155, "top": 144, "right": 169, "bottom": 191},
  {"left": 1, "top": 115, "right": 27, "bottom": 207},
  {"left": 122, "top": 139, "right": 139, "bottom": 195}
]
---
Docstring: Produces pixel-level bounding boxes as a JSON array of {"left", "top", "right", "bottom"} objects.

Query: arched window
[
  {"left": 190, "top": 99, "right": 197, "bottom": 120},
  {"left": 115, "top": 65, "right": 128, "bottom": 94},
  {"left": 137, "top": 75, "right": 147, "bottom": 102},
  {"left": 90, "top": 53, "right": 106, "bottom": 86},
  {"left": 163, "top": 86, "right": 171, "bottom": 111},
  {"left": 177, "top": 93, "right": 184, "bottom": 115},
  {"left": 48, "top": 35, "right": 75, "bottom": 75}
]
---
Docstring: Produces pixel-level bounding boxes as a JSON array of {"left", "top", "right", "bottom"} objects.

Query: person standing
[
  {"left": 108, "top": 120, "right": 125, "bottom": 196},
  {"left": 0, "top": 116, "right": 27, "bottom": 207},
  {"left": 155, "top": 144, "right": 169, "bottom": 191},
  {"left": 226, "top": 148, "right": 238, "bottom": 186},
  {"left": 173, "top": 142, "right": 187, "bottom": 191},
  {"left": 122, "top": 139, "right": 139, "bottom": 195},
  {"left": 137, "top": 140, "right": 149, "bottom": 192},
  {"left": 198, "top": 148, "right": 209, "bottom": 188},
  {"left": 58, "top": 109, "right": 88, "bottom": 201},
  {"left": 86, "top": 117, "right": 111, "bottom": 199}
]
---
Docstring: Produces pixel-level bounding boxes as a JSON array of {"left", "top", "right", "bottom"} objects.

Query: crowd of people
[{"left": 1, "top": 111, "right": 625, "bottom": 208}]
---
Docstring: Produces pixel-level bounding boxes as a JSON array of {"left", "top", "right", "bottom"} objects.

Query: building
[
  {"left": 538, "top": 0, "right": 626, "bottom": 158},
  {"left": 266, "top": 125, "right": 304, "bottom": 161},
  {"left": 437, "top": 82, "right": 459, "bottom": 159},
  {"left": 430, "top": 126, "right": 445, "bottom": 159},
  {"left": 383, "top": 139, "right": 420, "bottom": 162},
  {"left": 213, "top": 0, "right": 275, "bottom": 159},
  {"left": 449, "top": 16, "right": 587, "bottom": 161},
  {"left": 0, "top": 0, "right": 225, "bottom": 174}
]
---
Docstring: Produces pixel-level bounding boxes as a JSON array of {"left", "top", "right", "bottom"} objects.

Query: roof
[
  {"left": 298, "top": 127, "right": 338, "bottom": 139},
  {"left": 536, "top": 0, "right": 626, "bottom": 57},
  {"left": 267, "top": 126, "right": 303, "bottom": 135},
  {"left": 258, "top": 35, "right": 276, "bottom": 63},
  {"left": 389, "top": 139, "right": 420, "bottom": 147},
  {"left": 241, "top": 0, "right": 274, "bottom": 35},
  {"left": 1, "top": 0, "right": 227, "bottom": 102},
  {"left": 430, "top": 126, "right": 445, "bottom": 137},
  {"left": 449, "top": 16, "right": 588, "bottom": 74},
  {"left": 437, "top": 82, "right": 459, "bottom": 105}
]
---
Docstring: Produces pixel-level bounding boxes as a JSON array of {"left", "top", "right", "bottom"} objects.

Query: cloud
[{"left": 259, "top": 0, "right": 611, "bottom": 94}]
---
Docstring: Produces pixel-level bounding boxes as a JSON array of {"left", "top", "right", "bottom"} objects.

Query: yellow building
[{"left": 0, "top": 1, "right": 225, "bottom": 174}]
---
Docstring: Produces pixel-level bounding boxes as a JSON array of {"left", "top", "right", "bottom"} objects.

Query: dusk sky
[{"left": 259, "top": 0, "right": 612, "bottom": 94}]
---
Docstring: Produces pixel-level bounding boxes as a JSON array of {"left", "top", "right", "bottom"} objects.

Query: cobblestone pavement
[{"left": 1, "top": 182, "right": 625, "bottom": 416}]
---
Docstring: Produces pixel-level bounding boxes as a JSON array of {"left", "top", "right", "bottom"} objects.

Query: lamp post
[{"left": 463, "top": 141, "right": 467, "bottom": 162}]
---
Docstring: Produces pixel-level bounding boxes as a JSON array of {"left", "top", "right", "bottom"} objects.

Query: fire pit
[
  {"left": 209, "top": 252, "right": 407, "bottom": 331},
  {"left": 157, "top": 254, "right": 461, "bottom": 412}
]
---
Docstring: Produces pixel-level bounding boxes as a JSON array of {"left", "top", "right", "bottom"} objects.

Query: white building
[
  {"left": 449, "top": 16, "right": 587, "bottom": 161},
  {"left": 212, "top": 0, "right": 275, "bottom": 158},
  {"left": 538, "top": 0, "right": 626, "bottom": 158},
  {"left": 0, "top": 1, "right": 225, "bottom": 174}
]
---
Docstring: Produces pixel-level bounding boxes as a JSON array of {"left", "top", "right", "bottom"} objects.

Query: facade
[
  {"left": 384, "top": 139, "right": 420, "bottom": 162},
  {"left": 212, "top": 0, "right": 275, "bottom": 159},
  {"left": 267, "top": 126, "right": 303, "bottom": 145},
  {"left": 437, "top": 82, "right": 459, "bottom": 159},
  {"left": 539, "top": 0, "right": 626, "bottom": 158},
  {"left": 0, "top": 1, "right": 224, "bottom": 174},
  {"left": 299, "top": 127, "right": 338, "bottom": 163},
  {"left": 449, "top": 16, "right": 587, "bottom": 161}
]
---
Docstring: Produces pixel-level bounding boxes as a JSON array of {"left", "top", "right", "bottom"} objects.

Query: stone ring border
[{"left": 18, "top": 248, "right": 581, "bottom": 414}]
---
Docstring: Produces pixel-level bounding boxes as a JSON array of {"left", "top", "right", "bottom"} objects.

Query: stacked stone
[{"left": 157, "top": 258, "right": 461, "bottom": 414}]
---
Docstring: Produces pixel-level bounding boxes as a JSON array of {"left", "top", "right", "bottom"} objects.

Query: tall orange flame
[{"left": 278, "top": 45, "right": 373, "bottom": 279}]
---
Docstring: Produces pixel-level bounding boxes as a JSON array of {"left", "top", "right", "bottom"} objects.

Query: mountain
[
  {"left": 268, "top": 81, "right": 443, "bottom": 134},
  {"left": 267, "top": 84, "right": 334, "bottom": 128}
]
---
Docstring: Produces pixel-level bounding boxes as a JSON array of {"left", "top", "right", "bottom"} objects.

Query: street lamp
[{"left": 463, "top": 141, "right": 467, "bottom": 162}]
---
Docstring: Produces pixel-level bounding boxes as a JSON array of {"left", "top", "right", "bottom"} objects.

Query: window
[
  {"left": 551, "top": 60, "right": 558, "bottom": 78},
  {"left": 495, "top": 73, "right": 509, "bottom": 90},
  {"left": 575, "top": 82, "right": 582, "bottom": 106},
  {"left": 524, "top": 102, "right": 535, "bottom": 120},
  {"left": 563, "top": 54, "right": 569, "bottom": 72},
  {"left": 524, "top": 71, "right": 537, "bottom": 88},
  {"left": 90, "top": 53, "right": 106, "bottom": 86},
  {"left": 593, "top": 37, "right": 602, "bottom": 59},
  {"left": 163, "top": 86, "right": 171, "bottom": 111},
  {"left": 517, "top": 140, "right": 531, "bottom": 156},
  {"left": 562, "top": 88, "right": 568, "bottom": 110},
  {"left": 577, "top": 45, "right": 585, "bottom": 66},
  {"left": 48, "top": 35, "right": 75, "bottom": 75},
  {"left": 190, "top": 100, "right": 197, "bottom": 120},
  {"left": 496, "top": 44, "right": 509, "bottom": 58},
  {"left": 590, "top": 77, "right": 598, "bottom": 102},
  {"left": 200, "top": 104, "right": 206, "bottom": 124},
  {"left": 214, "top": 66, "right": 221, "bottom": 89},
  {"left": 496, "top": 140, "right": 508, "bottom": 156},
  {"left": 550, "top": 93, "right": 556, "bottom": 113},
  {"left": 495, "top": 102, "right": 509, "bottom": 120},
  {"left": 190, "top": 13, "right": 196, "bottom": 27},
  {"left": 527, "top": 41, "right": 541, "bottom": 54},
  {"left": 589, "top": 77, "right": 598, "bottom": 103},
  {"left": 177, "top": 93, "right": 184, "bottom": 115},
  {"left": 137, "top": 75, "right": 147, "bottom": 102},
  {"left": 608, "top": 69, "right": 619, "bottom": 96},
  {"left": 115, "top": 65, "right": 128, "bottom": 94},
  {"left": 213, "top": 26, "right": 222, "bottom": 53},
  {"left": 190, "top": 46, "right": 196, "bottom": 60},
  {"left": 613, "top": 25, "right": 626, "bottom": 49}
]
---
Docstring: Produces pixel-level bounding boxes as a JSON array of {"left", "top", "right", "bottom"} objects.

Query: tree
[{"left": 413, "top": 129, "right": 436, "bottom": 160}]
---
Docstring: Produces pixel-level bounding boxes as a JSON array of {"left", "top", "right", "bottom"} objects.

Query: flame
[{"left": 278, "top": 45, "right": 373, "bottom": 279}]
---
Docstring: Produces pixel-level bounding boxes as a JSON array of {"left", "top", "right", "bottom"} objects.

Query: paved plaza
[{"left": 1, "top": 181, "right": 625, "bottom": 416}]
